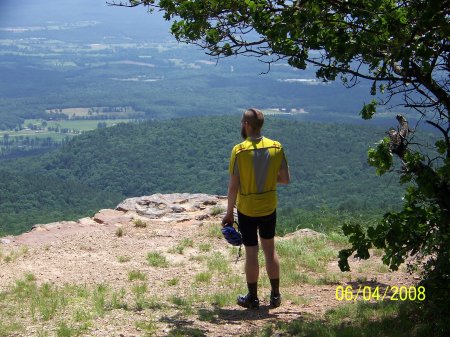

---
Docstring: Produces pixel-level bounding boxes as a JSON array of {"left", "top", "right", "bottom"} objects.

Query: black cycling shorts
[{"left": 237, "top": 210, "right": 276, "bottom": 246}]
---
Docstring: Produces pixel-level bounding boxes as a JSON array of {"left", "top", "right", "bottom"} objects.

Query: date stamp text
[{"left": 335, "top": 285, "right": 425, "bottom": 302}]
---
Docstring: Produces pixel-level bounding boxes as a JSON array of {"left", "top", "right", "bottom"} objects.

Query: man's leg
[
  {"left": 237, "top": 211, "right": 260, "bottom": 308},
  {"left": 244, "top": 245, "right": 259, "bottom": 284},
  {"left": 260, "top": 237, "right": 279, "bottom": 280},
  {"left": 236, "top": 245, "right": 260, "bottom": 308},
  {"left": 260, "top": 237, "right": 281, "bottom": 307}
]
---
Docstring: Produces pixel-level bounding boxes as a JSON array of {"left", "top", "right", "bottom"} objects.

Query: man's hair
[{"left": 243, "top": 108, "right": 264, "bottom": 130}]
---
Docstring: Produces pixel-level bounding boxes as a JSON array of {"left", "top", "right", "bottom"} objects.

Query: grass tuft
[
  {"left": 115, "top": 227, "right": 124, "bottom": 237},
  {"left": 133, "top": 219, "right": 148, "bottom": 228},
  {"left": 117, "top": 255, "right": 131, "bottom": 263},
  {"left": 169, "top": 238, "right": 194, "bottom": 254},
  {"left": 207, "top": 252, "right": 230, "bottom": 274},
  {"left": 194, "top": 271, "right": 212, "bottom": 284},
  {"left": 210, "top": 205, "right": 225, "bottom": 216},
  {"left": 147, "top": 252, "right": 169, "bottom": 267},
  {"left": 128, "top": 270, "right": 147, "bottom": 281}
]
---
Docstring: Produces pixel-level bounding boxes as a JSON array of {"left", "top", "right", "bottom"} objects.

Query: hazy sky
[{"left": 0, "top": 0, "right": 172, "bottom": 39}]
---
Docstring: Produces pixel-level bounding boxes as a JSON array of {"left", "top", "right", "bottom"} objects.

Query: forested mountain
[{"left": 0, "top": 115, "right": 406, "bottom": 236}]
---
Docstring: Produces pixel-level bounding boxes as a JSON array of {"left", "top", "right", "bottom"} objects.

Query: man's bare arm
[
  {"left": 277, "top": 158, "right": 290, "bottom": 184},
  {"left": 222, "top": 174, "right": 240, "bottom": 226}
]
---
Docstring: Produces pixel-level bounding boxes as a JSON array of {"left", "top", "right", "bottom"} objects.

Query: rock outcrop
[
  {"left": 1, "top": 193, "right": 227, "bottom": 246},
  {"left": 115, "top": 193, "right": 226, "bottom": 222}
]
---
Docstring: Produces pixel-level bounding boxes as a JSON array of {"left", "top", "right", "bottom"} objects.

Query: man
[{"left": 222, "top": 108, "right": 290, "bottom": 309}]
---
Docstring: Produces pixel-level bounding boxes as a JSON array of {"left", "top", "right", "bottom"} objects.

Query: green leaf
[
  {"left": 435, "top": 140, "right": 448, "bottom": 155},
  {"left": 367, "top": 137, "right": 393, "bottom": 175},
  {"left": 360, "top": 100, "right": 377, "bottom": 120}
]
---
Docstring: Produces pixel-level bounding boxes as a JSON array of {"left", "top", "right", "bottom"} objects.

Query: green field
[
  {"left": 0, "top": 119, "right": 136, "bottom": 156},
  {"left": 1, "top": 119, "right": 135, "bottom": 140}
]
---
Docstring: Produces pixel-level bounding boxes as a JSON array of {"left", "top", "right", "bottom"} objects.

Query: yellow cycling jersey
[{"left": 229, "top": 136, "right": 287, "bottom": 217}]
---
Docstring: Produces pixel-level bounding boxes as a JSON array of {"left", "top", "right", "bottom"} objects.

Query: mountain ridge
[{"left": 0, "top": 116, "right": 406, "bottom": 236}]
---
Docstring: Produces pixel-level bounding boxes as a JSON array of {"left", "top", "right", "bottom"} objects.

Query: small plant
[
  {"left": 110, "top": 288, "right": 127, "bottom": 310},
  {"left": 36, "top": 328, "right": 49, "bottom": 337},
  {"left": 376, "top": 263, "right": 390, "bottom": 273},
  {"left": 209, "top": 291, "right": 235, "bottom": 308},
  {"left": 128, "top": 270, "right": 147, "bottom": 281},
  {"left": 2, "top": 246, "right": 29, "bottom": 263},
  {"left": 117, "top": 255, "right": 131, "bottom": 263},
  {"left": 135, "top": 320, "right": 158, "bottom": 337},
  {"left": 316, "top": 272, "right": 342, "bottom": 285},
  {"left": 206, "top": 223, "right": 223, "bottom": 239},
  {"left": 74, "top": 308, "right": 91, "bottom": 323},
  {"left": 92, "top": 284, "right": 108, "bottom": 316},
  {"left": 207, "top": 252, "right": 230, "bottom": 274},
  {"left": 56, "top": 321, "right": 75, "bottom": 337},
  {"left": 115, "top": 227, "right": 124, "bottom": 237},
  {"left": 210, "top": 205, "right": 225, "bottom": 216},
  {"left": 168, "top": 278, "right": 179, "bottom": 286},
  {"left": 195, "top": 271, "right": 212, "bottom": 284},
  {"left": 167, "top": 327, "right": 205, "bottom": 337},
  {"left": 133, "top": 219, "right": 148, "bottom": 228},
  {"left": 147, "top": 252, "right": 169, "bottom": 268},
  {"left": 25, "top": 273, "right": 36, "bottom": 282},
  {"left": 198, "top": 243, "right": 211, "bottom": 252},
  {"left": 132, "top": 283, "right": 148, "bottom": 311},
  {"left": 170, "top": 295, "right": 194, "bottom": 315},
  {"left": 169, "top": 238, "right": 194, "bottom": 254}
]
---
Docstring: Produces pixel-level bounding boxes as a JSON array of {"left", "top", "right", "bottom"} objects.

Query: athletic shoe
[
  {"left": 270, "top": 293, "right": 281, "bottom": 308},
  {"left": 237, "top": 294, "right": 260, "bottom": 309}
]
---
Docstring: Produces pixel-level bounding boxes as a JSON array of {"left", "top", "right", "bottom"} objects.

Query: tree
[{"left": 111, "top": 0, "right": 449, "bottom": 312}]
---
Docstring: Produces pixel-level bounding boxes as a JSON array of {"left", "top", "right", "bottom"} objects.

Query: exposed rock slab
[{"left": 115, "top": 193, "right": 226, "bottom": 222}]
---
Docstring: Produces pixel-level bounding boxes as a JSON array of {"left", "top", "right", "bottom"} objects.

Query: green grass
[
  {"left": 168, "top": 278, "right": 179, "bottom": 286},
  {"left": 257, "top": 301, "right": 439, "bottom": 337},
  {"left": 132, "top": 283, "right": 148, "bottom": 311},
  {"left": 276, "top": 236, "right": 340, "bottom": 285},
  {"left": 23, "top": 118, "right": 134, "bottom": 132},
  {"left": 110, "top": 288, "right": 128, "bottom": 310},
  {"left": 170, "top": 295, "right": 194, "bottom": 315},
  {"left": 128, "top": 270, "right": 147, "bottom": 281},
  {"left": 0, "top": 276, "right": 112, "bottom": 336},
  {"left": 0, "top": 275, "right": 163, "bottom": 336},
  {"left": 135, "top": 320, "right": 158, "bottom": 337},
  {"left": 206, "top": 252, "right": 230, "bottom": 274},
  {"left": 2, "top": 246, "right": 29, "bottom": 263},
  {"left": 206, "top": 223, "right": 223, "bottom": 239},
  {"left": 210, "top": 205, "right": 225, "bottom": 216},
  {"left": 147, "top": 252, "right": 169, "bottom": 267},
  {"left": 133, "top": 219, "right": 148, "bottom": 228},
  {"left": 198, "top": 243, "right": 212, "bottom": 253},
  {"left": 169, "top": 238, "right": 194, "bottom": 254},
  {"left": 167, "top": 326, "right": 205, "bottom": 337},
  {"left": 117, "top": 255, "right": 131, "bottom": 263},
  {"left": 208, "top": 291, "right": 237, "bottom": 308},
  {"left": 0, "top": 118, "right": 135, "bottom": 146},
  {"left": 92, "top": 284, "right": 108, "bottom": 316},
  {"left": 12, "top": 276, "right": 68, "bottom": 321},
  {"left": 194, "top": 271, "right": 212, "bottom": 284}
]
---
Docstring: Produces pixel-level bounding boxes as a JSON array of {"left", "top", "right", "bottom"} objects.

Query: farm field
[
  {"left": 0, "top": 118, "right": 136, "bottom": 157},
  {"left": 0, "top": 119, "right": 134, "bottom": 138}
]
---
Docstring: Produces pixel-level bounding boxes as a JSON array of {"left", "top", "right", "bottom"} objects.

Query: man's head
[{"left": 241, "top": 108, "right": 264, "bottom": 139}]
